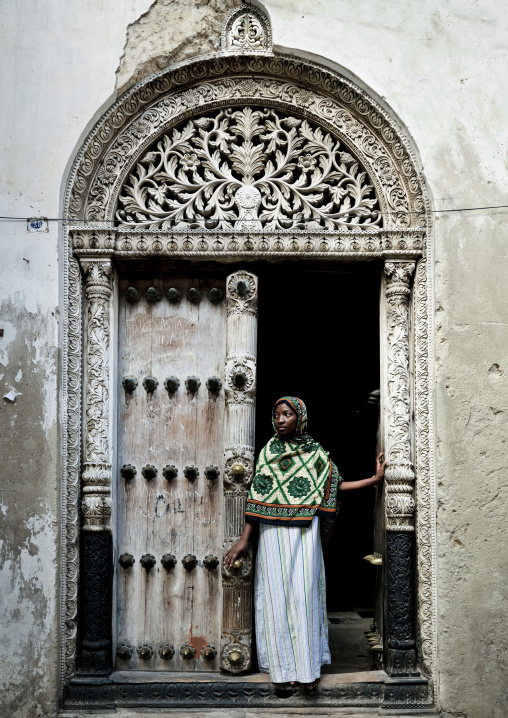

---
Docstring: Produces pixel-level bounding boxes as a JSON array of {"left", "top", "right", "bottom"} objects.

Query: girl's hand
[
  {"left": 373, "top": 452, "right": 387, "bottom": 485},
  {"left": 224, "top": 538, "right": 248, "bottom": 567}
]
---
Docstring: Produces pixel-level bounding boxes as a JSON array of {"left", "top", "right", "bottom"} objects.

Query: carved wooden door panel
[
  {"left": 115, "top": 276, "right": 227, "bottom": 671},
  {"left": 114, "top": 270, "right": 258, "bottom": 674}
]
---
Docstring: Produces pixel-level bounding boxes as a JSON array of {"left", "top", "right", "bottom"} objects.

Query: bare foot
[{"left": 304, "top": 677, "right": 320, "bottom": 692}]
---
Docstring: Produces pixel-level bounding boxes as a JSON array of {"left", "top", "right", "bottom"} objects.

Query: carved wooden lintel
[
  {"left": 221, "top": 270, "right": 258, "bottom": 673},
  {"left": 70, "top": 227, "right": 424, "bottom": 261}
]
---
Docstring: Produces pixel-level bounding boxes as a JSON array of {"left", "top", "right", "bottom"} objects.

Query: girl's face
[{"left": 274, "top": 402, "right": 298, "bottom": 437}]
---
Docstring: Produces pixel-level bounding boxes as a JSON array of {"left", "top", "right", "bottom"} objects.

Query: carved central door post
[
  {"left": 221, "top": 271, "right": 258, "bottom": 673},
  {"left": 383, "top": 261, "right": 419, "bottom": 679},
  {"left": 78, "top": 258, "right": 114, "bottom": 675}
]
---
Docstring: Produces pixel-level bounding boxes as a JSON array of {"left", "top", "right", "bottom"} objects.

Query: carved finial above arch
[{"left": 221, "top": 4, "right": 272, "bottom": 54}]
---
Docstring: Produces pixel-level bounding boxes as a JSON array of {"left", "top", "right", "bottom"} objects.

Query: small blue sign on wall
[{"left": 27, "top": 217, "right": 49, "bottom": 232}]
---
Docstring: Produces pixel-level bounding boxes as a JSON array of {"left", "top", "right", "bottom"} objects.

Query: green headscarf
[{"left": 246, "top": 396, "right": 341, "bottom": 530}]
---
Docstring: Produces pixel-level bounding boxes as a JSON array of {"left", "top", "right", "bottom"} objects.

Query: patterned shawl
[{"left": 246, "top": 396, "right": 341, "bottom": 532}]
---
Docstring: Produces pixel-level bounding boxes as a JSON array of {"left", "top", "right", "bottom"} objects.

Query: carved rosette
[
  {"left": 80, "top": 259, "right": 113, "bottom": 532},
  {"left": 221, "top": 270, "right": 258, "bottom": 672},
  {"left": 384, "top": 261, "right": 416, "bottom": 531}
]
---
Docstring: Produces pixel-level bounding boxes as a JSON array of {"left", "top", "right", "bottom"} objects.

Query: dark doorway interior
[{"left": 255, "top": 264, "right": 381, "bottom": 613}]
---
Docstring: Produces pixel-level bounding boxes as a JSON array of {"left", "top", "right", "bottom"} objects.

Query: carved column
[
  {"left": 383, "top": 261, "right": 419, "bottom": 677},
  {"left": 221, "top": 270, "right": 258, "bottom": 673},
  {"left": 78, "top": 258, "right": 114, "bottom": 675}
]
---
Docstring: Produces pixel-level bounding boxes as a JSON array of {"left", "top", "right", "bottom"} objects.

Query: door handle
[
  {"left": 363, "top": 554, "right": 383, "bottom": 565},
  {"left": 230, "top": 462, "right": 245, "bottom": 478}
]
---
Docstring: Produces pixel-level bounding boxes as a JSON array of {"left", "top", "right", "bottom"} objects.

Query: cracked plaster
[{"left": 116, "top": 0, "right": 241, "bottom": 95}]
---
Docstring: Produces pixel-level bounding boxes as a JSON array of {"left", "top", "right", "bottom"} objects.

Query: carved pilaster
[
  {"left": 383, "top": 260, "right": 419, "bottom": 677},
  {"left": 384, "top": 261, "right": 416, "bottom": 531},
  {"left": 78, "top": 258, "right": 113, "bottom": 675},
  {"left": 221, "top": 271, "right": 258, "bottom": 673},
  {"left": 80, "top": 259, "right": 113, "bottom": 531}
]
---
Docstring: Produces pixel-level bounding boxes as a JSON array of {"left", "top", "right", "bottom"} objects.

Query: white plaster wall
[
  {"left": 0, "top": 3, "right": 152, "bottom": 716},
  {"left": 0, "top": 1, "right": 506, "bottom": 716}
]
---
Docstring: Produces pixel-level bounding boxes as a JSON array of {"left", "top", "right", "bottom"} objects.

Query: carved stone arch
[
  {"left": 67, "top": 55, "right": 426, "bottom": 229},
  {"left": 61, "top": 4, "right": 436, "bottom": 710}
]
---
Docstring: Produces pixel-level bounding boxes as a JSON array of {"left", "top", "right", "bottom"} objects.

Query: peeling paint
[{"left": 116, "top": 0, "right": 239, "bottom": 95}]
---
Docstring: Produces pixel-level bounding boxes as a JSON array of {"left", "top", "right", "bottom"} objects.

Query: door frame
[{"left": 60, "top": 5, "right": 436, "bottom": 710}]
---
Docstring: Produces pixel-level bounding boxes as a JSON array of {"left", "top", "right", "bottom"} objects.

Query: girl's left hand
[{"left": 373, "top": 452, "right": 387, "bottom": 485}]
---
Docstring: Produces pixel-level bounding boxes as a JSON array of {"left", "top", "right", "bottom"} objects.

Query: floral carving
[
  {"left": 226, "top": 270, "right": 258, "bottom": 317},
  {"left": 81, "top": 260, "right": 113, "bottom": 532},
  {"left": 222, "top": 6, "right": 272, "bottom": 53},
  {"left": 116, "top": 107, "right": 381, "bottom": 231},
  {"left": 222, "top": 270, "right": 259, "bottom": 676},
  {"left": 384, "top": 261, "right": 416, "bottom": 532}
]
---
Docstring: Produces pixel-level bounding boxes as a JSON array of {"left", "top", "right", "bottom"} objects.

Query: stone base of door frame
[{"left": 63, "top": 672, "right": 431, "bottom": 710}]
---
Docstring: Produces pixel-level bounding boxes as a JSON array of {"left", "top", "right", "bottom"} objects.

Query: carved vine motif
[
  {"left": 384, "top": 261, "right": 414, "bottom": 464},
  {"left": 116, "top": 107, "right": 381, "bottom": 231},
  {"left": 384, "top": 261, "right": 416, "bottom": 531},
  {"left": 414, "top": 257, "right": 435, "bottom": 679},
  {"left": 81, "top": 260, "right": 113, "bottom": 532},
  {"left": 62, "top": 255, "right": 82, "bottom": 679}
]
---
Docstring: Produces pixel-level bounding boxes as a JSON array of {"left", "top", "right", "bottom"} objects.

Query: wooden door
[{"left": 115, "top": 276, "right": 226, "bottom": 671}]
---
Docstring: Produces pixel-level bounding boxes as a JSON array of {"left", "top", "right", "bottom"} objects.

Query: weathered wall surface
[
  {"left": 116, "top": 0, "right": 239, "bottom": 95},
  {"left": 0, "top": 1, "right": 507, "bottom": 716}
]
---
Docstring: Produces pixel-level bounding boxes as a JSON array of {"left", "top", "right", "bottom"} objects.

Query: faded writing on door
[{"left": 115, "top": 277, "right": 226, "bottom": 671}]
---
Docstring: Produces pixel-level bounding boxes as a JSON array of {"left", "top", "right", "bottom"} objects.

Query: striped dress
[{"left": 254, "top": 516, "right": 330, "bottom": 684}]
